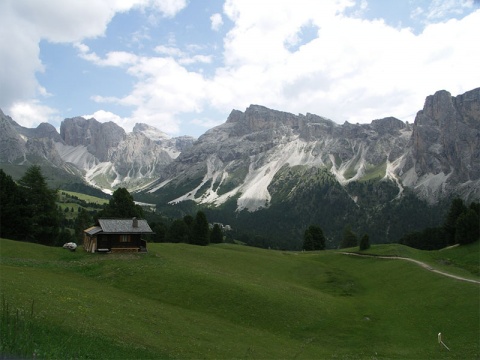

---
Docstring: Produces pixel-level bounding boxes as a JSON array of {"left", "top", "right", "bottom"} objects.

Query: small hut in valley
[{"left": 84, "top": 218, "right": 152, "bottom": 253}]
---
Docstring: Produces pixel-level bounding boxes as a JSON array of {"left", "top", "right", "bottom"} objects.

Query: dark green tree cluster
[
  {"left": 97, "top": 187, "right": 144, "bottom": 219},
  {"left": 340, "top": 226, "right": 358, "bottom": 249},
  {"left": 210, "top": 224, "right": 224, "bottom": 244},
  {"left": 74, "top": 208, "right": 93, "bottom": 242},
  {"left": 338, "top": 226, "right": 371, "bottom": 250},
  {"left": 303, "top": 225, "right": 326, "bottom": 251},
  {"left": 0, "top": 167, "right": 66, "bottom": 246},
  {"left": 359, "top": 234, "right": 370, "bottom": 251},
  {"left": 399, "top": 198, "right": 479, "bottom": 249},
  {"left": 149, "top": 210, "right": 222, "bottom": 246}
]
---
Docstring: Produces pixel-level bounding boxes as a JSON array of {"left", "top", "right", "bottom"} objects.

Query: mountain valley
[{"left": 1, "top": 88, "right": 479, "bottom": 248}]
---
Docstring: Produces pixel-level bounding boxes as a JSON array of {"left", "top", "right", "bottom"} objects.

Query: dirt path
[{"left": 339, "top": 252, "right": 480, "bottom": 285}]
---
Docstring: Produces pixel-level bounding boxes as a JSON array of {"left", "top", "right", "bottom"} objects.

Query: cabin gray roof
[{"left": 96, "top": 218, "right": 153, "bottom": 234}]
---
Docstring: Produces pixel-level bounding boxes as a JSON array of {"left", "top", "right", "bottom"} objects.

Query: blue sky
[{"left": 1, "top": 0, "right": 479, "bottom": 138}]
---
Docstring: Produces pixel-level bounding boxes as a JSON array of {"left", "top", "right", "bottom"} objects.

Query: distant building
[
  {"left": 210, "top": 222, "right": 232, "bottom": 231},
  {"left": 84, "top": 218, "right": 153, "bottom": 253}
]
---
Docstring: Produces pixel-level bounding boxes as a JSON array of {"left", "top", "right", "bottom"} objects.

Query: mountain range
[{"left": 1, "top": 88, "right": 479, "bottom": 248}]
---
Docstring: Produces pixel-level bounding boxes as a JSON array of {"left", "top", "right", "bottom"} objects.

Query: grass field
[
  {"left": 1, "top": 239, "right": 478, "bottom": 359},
  {"left": 59, "top": 190, "right": 109, "bottom": 205},
  {"left": 350, "top": 242, "right": 480, "bottom": 278}
]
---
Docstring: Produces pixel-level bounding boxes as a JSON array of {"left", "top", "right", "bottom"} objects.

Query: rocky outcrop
[
  {"left": 1, "top": 88, "right": 478, "bottom": 202},
  {"left": 0, "top": 111, "right": 26, "bottom": 163},
  {"left": 148, "top": 88, "right": 479, "bottom": 210},
  {"left": 133, "top": 122, "right": 196, "bottom": 158},
  {"left": 60, "top": 117, "right": 126, "bottom": 162},
  {"left": 0, "top": 111, "right": 64, "bottom": 164},
  {"left": 400, "top": 88, "right": 480, "bottom": 202},
  {"left": 111, "top": 132, "right": 173, "bottom": 177},
  {"left": 1, "top": 113, "right": 195, "bottom": 190},
  {"left": 26, "top": 137, "right": 64, "bottom": 166},
  {"left": 150, "top": 102, "right": 413, "bottom": 211}
]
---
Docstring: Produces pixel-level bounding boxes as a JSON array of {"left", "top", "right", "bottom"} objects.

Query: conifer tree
[
  {"left": 359, "top": 234, "right": 370, "bottom": 251},
  {"left": 0, "top": 169, "right": 29, "bottom": 240},
  {"left": 98, "top": 187, "right": 143, "bottom": 219},
  {"left": 166, "top": 219, "right": 189, "bottom": 243},
  {"left": 455, "top": 209, "right": 479, "bottom": 245},
  {"left": 303, "top": 230, "right": 314, "bottom": 251},
  {"left": 303, "top": 225, "right": 326, "bottom": 250},
  {"left": 18, "top": 166, "right": 61, "bottom": 245},
  {"left": 210, "top": 223, "right": 223, "bottom": 244},
  {"left": 340, "top": 226, "right": 358, "bottom": 249},
  {"left": 74, "top": 208, "right": 93, "bottom": 242},
  {"left": 192, "top": 211, "right": 209, "bottom": 246},
  {"left": 443, "top": 198, "right": 467, "bottom": 245}
]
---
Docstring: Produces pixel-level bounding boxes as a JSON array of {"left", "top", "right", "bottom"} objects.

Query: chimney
[{"left": 132, "top": 217, "right": 138, "bottom": 228}]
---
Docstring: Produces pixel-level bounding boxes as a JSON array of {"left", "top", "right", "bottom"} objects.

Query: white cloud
[
  {"left": 84, "top": 53, "right": 208, "bottom": 134},
  {"left": 0, "top": 0, "right": 187, "bottom": 110},
  {"left": 191, "top": 116, "right": 224, "bottom": 129},
  {"left": 75, "top": 43, "right": 138, "bottom": 67},
  {"left": 2, "top": 0, "right": 479, "bottom": 137},
  {"left": 149, "top": 0, "right": 188, "bottom": 18},
  {"left": 84, "top": 0, "right": 480, "bottom": 134},
  {"left": 210, "top": 13, "right": 223, "bottom": 31},
  {"left": 82, "top": 109, "right": 135, "bottom": 129},
  {"left": 8, "top": 101, "right": 60, "bottom": 128},
  {"left": 178, "top": 54, "right": 212, "bottom": 65},
  {"left": 426, "top": 0, "right": 474, "bottom": 20},
  {"left": 154, "top": 45, "right": 185, "bottom": 57},
  {"left": 205, "top": 0, "right": 480, "bottom": 125}
]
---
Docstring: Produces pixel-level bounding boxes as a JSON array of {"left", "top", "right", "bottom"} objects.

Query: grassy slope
[
  {"left": 350, "top": 242, "right": 480, "bottom": 278},
  {"left": 59, "top": 190, "right": 109, "bottom": 205},
  {"left": 1, "top": 239, "right": 478, "bottom": 359}
]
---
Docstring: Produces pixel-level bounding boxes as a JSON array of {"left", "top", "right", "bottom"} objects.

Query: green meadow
[{"left": 1, "top": 239, "right": 478, "bottom": 359}]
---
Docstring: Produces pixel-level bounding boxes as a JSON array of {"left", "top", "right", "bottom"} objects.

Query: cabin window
[{"left": 120, "top": 235, "right": 129, "bottom": 242}]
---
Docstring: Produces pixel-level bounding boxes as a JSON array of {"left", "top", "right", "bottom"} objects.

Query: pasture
[{"left": 1, "top": 239, "right": 478, "bottom": 359}]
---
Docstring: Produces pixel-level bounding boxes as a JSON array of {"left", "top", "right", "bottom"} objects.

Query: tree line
[
  {"left": 97, "top": 187, "right": 225, "bottom": 246},
  {"left": 399, "top": 198, "right": 479, "bottom": 250},
  {"left": 1, "top": 166, "right": 477, "bottom": 251},
  {"left": 0, "top": 167, "right": 69, "bottom": 246},
  {"left": 0, "top": 166, "right": 225, "bottom": 247},
  {"left": 302, "top": 224, "right": 370, "bottom": 251}
]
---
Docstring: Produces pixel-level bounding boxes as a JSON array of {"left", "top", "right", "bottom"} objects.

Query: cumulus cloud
[
  {"left": 75, "top": 43, "right": 138, "bottom": 67},
  {"left": 2, "top": 0, "right": 479, "bottom": 137},
  {"left": 81, "top": 109, "right": 137, "bottom": 131},
  {"left": 426, "top": 0, "right": 474, "bottom": 20},
  {"left": 206, "top": 0, "right": 480, "bottom": 124},
  {"left": 149, "top": 0, "right": 188, "bottom": 18},
  {"left": 77, "top": 0, "right": 480, "bottom": 134},
  {"left": 210, "top": 13, "right": 223, "bottom": 31},
  {"left": 0, "top": 0, "right": 187, "bottom": 123},
  {"left": 9, "top": 101, "right": 61, "bottom": 128},
  {"left": 85, "top": 53, "right": 208, "bottom": 133}
]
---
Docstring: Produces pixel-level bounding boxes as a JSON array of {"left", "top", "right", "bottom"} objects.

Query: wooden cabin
[{"left": 84, "top": 218, "right": 153, "bottom": 253}]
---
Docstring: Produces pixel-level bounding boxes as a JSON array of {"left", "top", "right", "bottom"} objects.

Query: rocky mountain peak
[
  {"left": 60, "top": 117, "right": 125, "bottom": 162},
  {"left": 405, "top": 87, "right": 480, "bottom": 200},
  {"left": 34, "top": 123, "right": 63, "bottom": 143},
  {"left": 0, "top": 111, "right": 25, "bottom": 163},
  {"left": 225, "top": 105, "right": 301, "bottom": 136},
  {"left": 133, "top": 123, "right": 169, "bottom": 141},
  {"left": 370, "top": 117, "right": 406, "bottom": 135}
]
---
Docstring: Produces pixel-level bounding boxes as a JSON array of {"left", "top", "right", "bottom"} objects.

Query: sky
[{"left": 1, "top": 0, "right": 479, "bottom": 138}]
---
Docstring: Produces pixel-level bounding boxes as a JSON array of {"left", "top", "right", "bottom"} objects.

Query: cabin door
[{"left": 97, "top": 235, "right": 110, "bottom": 250}]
